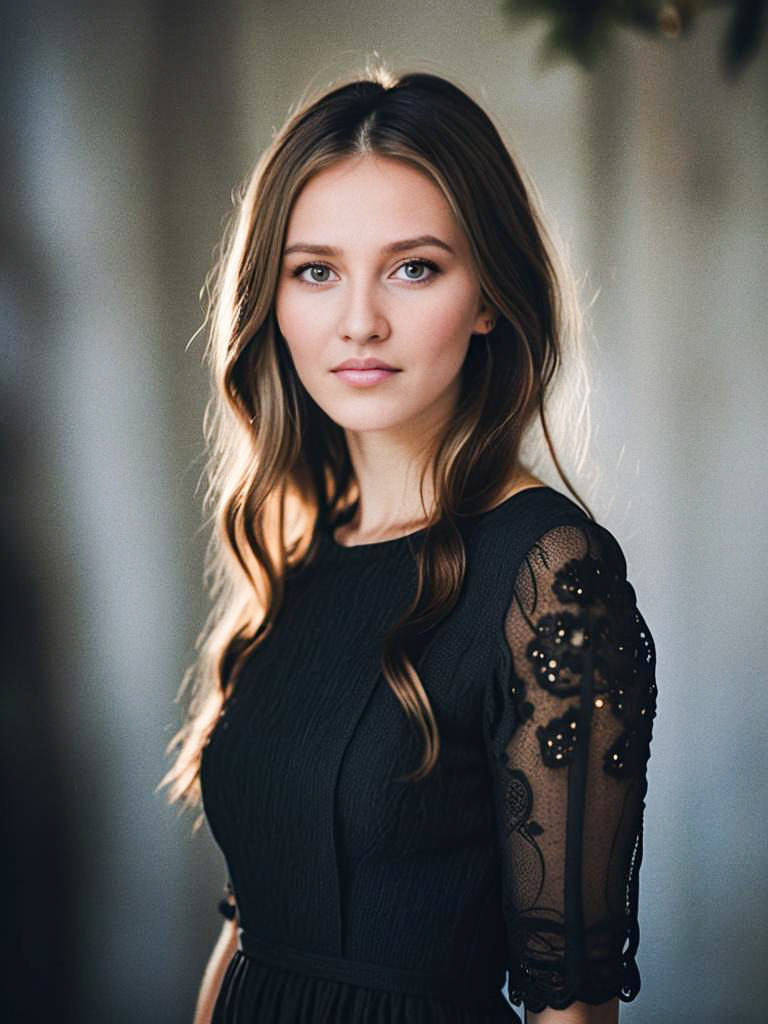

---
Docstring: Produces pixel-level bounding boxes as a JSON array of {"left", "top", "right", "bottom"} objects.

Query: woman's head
[
  {"left": 224, "top": 69, "right": 566, "bottom": 502},
  {"left": 161, "top": 64, "right": 592, "bottom": 815},
  {"left": 275, "top": 152, "right": 496, "bottom": 450}
]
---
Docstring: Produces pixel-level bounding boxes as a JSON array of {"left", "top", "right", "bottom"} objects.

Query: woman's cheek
[
  {"left": 421, "top": 279, "right": 478, "bottom": 340},
  {"left": 417, "top": 315, "right": 474, "bottom": 373}
]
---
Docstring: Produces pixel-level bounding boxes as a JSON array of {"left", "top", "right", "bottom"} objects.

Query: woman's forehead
[{"left": 284, "top": 157, "right": 462, "bottom": 253}]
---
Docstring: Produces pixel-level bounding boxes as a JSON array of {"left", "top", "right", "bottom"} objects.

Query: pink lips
[
  {"left": 331, "top": 357, "right": 401, "bottom": 388},
  {"left": 332, "top": 358, "right": 399, "bottom": 371},
  {"left": 333, "top": 367, "right": 400, "bottom": 387}
]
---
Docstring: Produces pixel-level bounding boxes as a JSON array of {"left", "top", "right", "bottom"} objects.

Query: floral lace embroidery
[
  {"left": 484, "top": 523, "right": 657, "bottom": 1012},
  {"left": 524, "top": 547, "right": 655, "bottom": 779}
]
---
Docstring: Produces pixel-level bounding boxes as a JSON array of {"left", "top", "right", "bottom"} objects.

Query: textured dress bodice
[{"left": 199, "top": 485, "right": 658, "bottom": 1022}]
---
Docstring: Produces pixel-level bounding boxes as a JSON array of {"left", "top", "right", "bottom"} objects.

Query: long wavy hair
[{"left": 158, "top": 61, "right": 597, "bottom": 829}]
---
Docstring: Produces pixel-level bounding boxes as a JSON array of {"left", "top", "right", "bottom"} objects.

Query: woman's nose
[{"left": 337, "top": 280, "right": 390, "bottom": 343}]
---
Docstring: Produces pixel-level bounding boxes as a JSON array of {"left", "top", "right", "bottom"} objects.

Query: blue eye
[
  {"left": 394, "top": 259, "right": 439, "bottom": 283},
  {"left": 290, "top": 258, "right": 441, "bottom": 288},
  {"left": 292, "top": 263, "right": 336, "bottom": 285}
]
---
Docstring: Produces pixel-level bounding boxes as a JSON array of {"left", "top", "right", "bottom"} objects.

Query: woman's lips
[{"left": 332, "top": 368, "right": 401, "bottom": 386}]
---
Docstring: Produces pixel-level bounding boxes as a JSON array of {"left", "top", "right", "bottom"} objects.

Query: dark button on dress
[{"left": 200, "top": 486, "right": 657, "bottom": 1022}]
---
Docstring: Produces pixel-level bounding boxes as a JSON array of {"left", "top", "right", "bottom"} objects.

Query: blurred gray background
[{"left": 3, "top": 1, "right": 766, "bottom": 1021}]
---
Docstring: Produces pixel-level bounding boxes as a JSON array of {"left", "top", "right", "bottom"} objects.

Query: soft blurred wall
[{"left": 3, "top": 1, "right": 766, "bottom": 1021}]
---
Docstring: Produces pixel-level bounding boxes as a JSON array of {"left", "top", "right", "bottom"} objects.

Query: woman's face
[{"left": 274, "top": 154, "right": 494, "bottom": 440}]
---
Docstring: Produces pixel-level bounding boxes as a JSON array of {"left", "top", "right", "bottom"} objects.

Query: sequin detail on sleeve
[{"left": 483, "top": 522, "right": 657, "bottom": 1012}]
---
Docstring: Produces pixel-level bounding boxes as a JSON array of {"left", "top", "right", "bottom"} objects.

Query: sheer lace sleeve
[{"left": 483, "top": 521, "right": 657, "bottom": 1012}]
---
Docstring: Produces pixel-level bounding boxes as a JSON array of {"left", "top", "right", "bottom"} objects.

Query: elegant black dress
[{"left": 200, "top": 485, "right": 658, "bottom": 1022}]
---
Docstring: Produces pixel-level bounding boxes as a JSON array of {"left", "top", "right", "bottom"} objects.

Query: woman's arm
[
  {"left": 483, "top": 522, "right": 657, "bottom": 1016},
  {"left": 526, "top": 995, "right": 619, "bottom": 1023},
  {"left": 192, "top": 916, "right": 238, "bottom": 1024}
]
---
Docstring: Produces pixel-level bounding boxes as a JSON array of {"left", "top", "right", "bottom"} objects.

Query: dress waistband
[{"left": 237, "top": 929, "right": 503, "bottom": 1012}]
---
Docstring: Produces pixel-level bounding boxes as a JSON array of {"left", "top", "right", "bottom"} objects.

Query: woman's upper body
[
  {"left": 162, "top": 67, "right": 659, "bottom": 1024},
  {"left": 200, "top": 483, "right": 657, "bottom": 1019}
]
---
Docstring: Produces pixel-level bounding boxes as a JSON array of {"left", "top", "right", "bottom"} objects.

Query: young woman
[{"left": 160, "top": 65, "right": 658, "bottom": 1024}]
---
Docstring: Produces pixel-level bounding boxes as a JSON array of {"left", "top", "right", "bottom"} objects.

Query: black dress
[{"left": 200, "top": 485, "right": 658, "bottom": 1022}]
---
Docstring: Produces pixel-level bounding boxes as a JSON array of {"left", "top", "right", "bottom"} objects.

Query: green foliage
[{"left": 500, "top": 0, "right": 765, "bottom": 79}]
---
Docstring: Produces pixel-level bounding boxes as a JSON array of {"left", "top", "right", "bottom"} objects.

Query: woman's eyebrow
[{"left": 282, "top": 234, "right": 455, "bottom": 257}]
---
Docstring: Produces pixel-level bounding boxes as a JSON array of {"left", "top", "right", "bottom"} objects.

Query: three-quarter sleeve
[{"left": 483, "top": 521, "right": 657, "bottom": 1012}]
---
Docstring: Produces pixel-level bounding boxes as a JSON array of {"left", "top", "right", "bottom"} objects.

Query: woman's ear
[{"left": 471, "top": 300, "right": 499, "bottom": 335}]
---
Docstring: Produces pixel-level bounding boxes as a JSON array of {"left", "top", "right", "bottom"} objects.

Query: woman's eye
[
  {"left": 290, "top": 258, "right": 440, "bottom": 287},
  {"left": 394, "top": 259, "right": 438, "bottom": 283},
  {"left": 292, "top": 263, "right": 337, "bottom": 285}
]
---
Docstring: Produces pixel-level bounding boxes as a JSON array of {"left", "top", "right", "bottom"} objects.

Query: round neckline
[{"left": 322, "top": 485, "right": 554, "bottom": 558}]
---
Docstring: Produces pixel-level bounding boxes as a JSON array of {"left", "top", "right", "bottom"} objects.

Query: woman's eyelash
[{"left": 290, "top": 258, "right": 441, "bottom": 287}]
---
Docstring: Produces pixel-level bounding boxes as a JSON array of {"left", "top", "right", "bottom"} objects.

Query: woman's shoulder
[
  {"left": 466, "top": 481, "right": 628, "bottom": 588},
  {"left": 470, "top": 480, "right": 592, "bottom": 547},
  {"left": 464, "top": 485, "right": 645, "bottom": 687}
]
